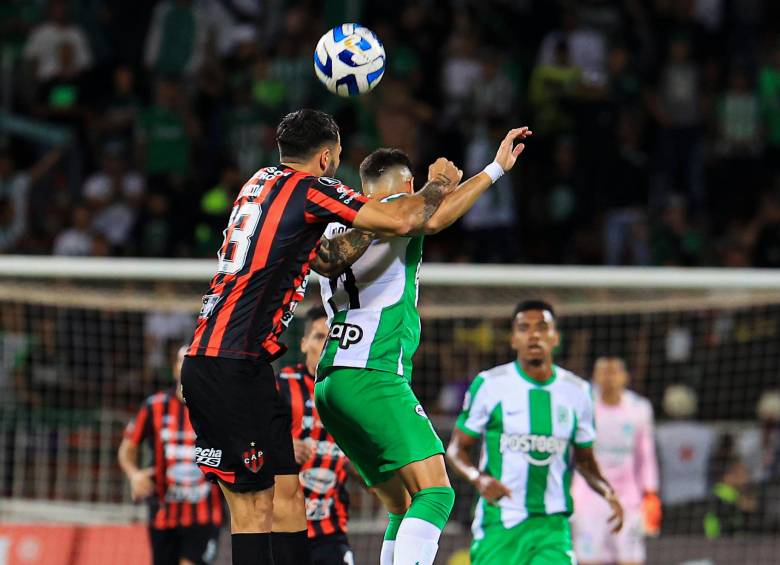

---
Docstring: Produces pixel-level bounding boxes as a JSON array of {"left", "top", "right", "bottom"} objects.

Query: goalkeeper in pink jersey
[{"left": 572, "top": 357, "right": 661, "bottom": 565}]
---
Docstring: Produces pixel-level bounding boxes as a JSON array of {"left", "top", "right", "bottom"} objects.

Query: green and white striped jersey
[
  {"left": 456, "top": 361, "right": 595, "bottom": 539},
  {"left": 317, "top": 213, "right": 423, "bottom": 380}
]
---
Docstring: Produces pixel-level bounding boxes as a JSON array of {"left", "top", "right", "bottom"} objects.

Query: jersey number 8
[{"left": 217, "top": 202, "right": 262, "bottom": 274}]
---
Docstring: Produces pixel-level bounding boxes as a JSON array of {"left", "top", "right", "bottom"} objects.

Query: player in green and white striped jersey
[
  {"left": 447, "top": 300, "right": 624, "bottom": 565},
  {"left": 311, "top": 128, "right": 532, "bottom": 565}
]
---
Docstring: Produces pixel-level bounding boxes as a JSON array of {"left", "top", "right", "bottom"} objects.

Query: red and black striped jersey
[
  {"left": 276, "top": 364, "right": 350, "bottom": 538},
  {"left": 124, "top": 390, "right": 223, "bottom": 529},
  {"left": 187, "top": 165, "right": 368, "bottom": 361}
]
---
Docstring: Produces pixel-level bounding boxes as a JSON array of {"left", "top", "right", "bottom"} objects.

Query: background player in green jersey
[
  {"left": 311, "top": 127, "right": 532, "bottom": 565},
  {"left": 447, "top": 300, "right": 624, "bottom": 565}
]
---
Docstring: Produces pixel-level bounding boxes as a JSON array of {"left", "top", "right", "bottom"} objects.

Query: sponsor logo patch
[
  {"left": 194, "top": 447, "right": 223, "bottom": 468},
  {"left": 500, "top": 433, "right": 567, "bottom": 466},
  {"left": 199, "top": 294, "right": 222, "bottom": 319},
  {"left": 329, "top": 322, "right": 363, "bottom": 349}
]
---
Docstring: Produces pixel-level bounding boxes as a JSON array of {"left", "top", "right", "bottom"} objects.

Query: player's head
[
  {"left": 172, "top": 344, "right": 188, "bottom": 398},
  {"left": 359, "top": 148, "right": 414, "bottom": 199},
  {"left": 510, "top": 300, "right": 559, "bottom": 367},
  {"left": 593, "top": 356, "right": 628, "bottom": 396},
  {"left": 300, "top": 306, "right": 328, "bottom": 375},
  {"left": 277, "top": 109, "right": 341, "bottom": 177}
]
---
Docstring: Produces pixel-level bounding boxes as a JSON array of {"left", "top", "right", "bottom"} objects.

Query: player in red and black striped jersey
[
  {"left": 119, "top": 346, "right": 223, "bottom": 565},
  {"left": 276, "top": 307, "right": 353, "bottom": 565},
  {"left": 180, "top": 109, "right": 462, "bottom": 565}
]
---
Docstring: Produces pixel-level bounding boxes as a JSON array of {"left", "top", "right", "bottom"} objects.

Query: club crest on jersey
[
  {"left": 329, "top": 322, "right": 363, "bottom": 349},
  {"left": 243, "top": 443, "right": 264, "bottom": 473}
]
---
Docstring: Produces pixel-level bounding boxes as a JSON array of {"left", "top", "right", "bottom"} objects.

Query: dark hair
[
  {"left": 276, "top": 109, "right": 340, "bottom": 160},
  {"left": 513, "top": 299, "right": 556, "bottom": 320},
  {"left": 303, "top": 306, "right": 327, "bottom": 336},
  {"left": 359, "top": 148, "right": 413, "bottom": 181}
]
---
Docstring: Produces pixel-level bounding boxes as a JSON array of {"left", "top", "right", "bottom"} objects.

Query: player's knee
[
  {"left": 406, "top": 486, "right": 456, "bottom": 530},
  {"left": 227, "top": 490, "right": 274, "bottom": 532}
]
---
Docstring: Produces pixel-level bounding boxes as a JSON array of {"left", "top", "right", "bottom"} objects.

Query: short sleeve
[
  {"left": 123, "top": 402, "right": 150, "bottom": 446},
  {"left": 456, "top": 375, "right": 491, "bottom": 438},
  {"left": 304, "top": 177, "right": 368, "bottom": 226},
  {"left": 575, "top": 385, "right": 596, "bottom": 448}
]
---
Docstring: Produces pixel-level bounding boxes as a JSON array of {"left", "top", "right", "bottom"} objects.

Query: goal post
[{"left": 1, "top": 256, "right": 779, "bottom": 565}]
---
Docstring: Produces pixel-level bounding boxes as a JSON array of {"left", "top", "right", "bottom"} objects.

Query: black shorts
[
  {"left": 149, "top": 525, "right": 220, "bottom": 565},
  {"left": 181, "top": 356, "right": 297, "bottom": 493},
  {"left": 310, "top": 533, "right": 354, "bottom": 565}
]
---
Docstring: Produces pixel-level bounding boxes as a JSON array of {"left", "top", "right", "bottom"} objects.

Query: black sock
[
  {"left": 271, "top": 531, "right": 312, "bottom": 565},
  {"left": 231, "top": 533, "right": 272, "bottom": 565}
]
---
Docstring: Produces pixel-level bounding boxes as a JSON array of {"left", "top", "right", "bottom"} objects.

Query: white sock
[
  {"left": 393, "top": 517, "right": 442, "bottom": 565},
  {"left": 380, "top": 540, "right": 395, "bottom": 565}
]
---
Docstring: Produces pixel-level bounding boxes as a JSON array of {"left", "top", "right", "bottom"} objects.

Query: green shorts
[
  {"left": 313, "top": 367, "right": 444, "bottom": 487},
  {"left": 471, "top": 515, "right": 575, "bottom": 565}
]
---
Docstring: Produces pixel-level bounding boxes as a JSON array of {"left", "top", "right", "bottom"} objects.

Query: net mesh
[{"left": 1, "top": 266, "right": 780, "bottom": 564}]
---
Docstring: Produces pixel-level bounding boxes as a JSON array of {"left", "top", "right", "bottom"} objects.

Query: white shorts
[{"left": 572, "top": 507, "right": 645, "bottom": 564}]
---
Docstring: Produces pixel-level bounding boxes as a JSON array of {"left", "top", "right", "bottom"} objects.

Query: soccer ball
[{"left": 314, "top": 23, "right": 385, "bottom": 97}]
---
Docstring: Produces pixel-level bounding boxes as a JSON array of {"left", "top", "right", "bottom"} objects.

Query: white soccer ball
[{"left": 314, "top": 23, "right": 385, "bottom": 97}]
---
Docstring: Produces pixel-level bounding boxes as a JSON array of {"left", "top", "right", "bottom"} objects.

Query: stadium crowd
[{"left": 1, "top": 0, "right": 780, "bottom": 266}]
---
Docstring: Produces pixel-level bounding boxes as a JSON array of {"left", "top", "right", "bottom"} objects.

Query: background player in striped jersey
[
  {"left": 119, "top": 345, "right": 223, "bottom": 565},
  {"left": 447, "top": 300, "right": 624, "bottom": 565},
  {"left": 312, "top": 127, "right": 531, "bottom": 565},
  {"left": 181, "top": 109, "right": 462, "bottom": 565},
  {"left": 571, "top": 357, "right": 661, "bottom": 565},
  {"left": 275, "top": 307, "right": 354, "bottom": 565}
]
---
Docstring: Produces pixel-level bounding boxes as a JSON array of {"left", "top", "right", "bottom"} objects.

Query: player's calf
[
  {"left": 220, "top": 484, "right": 274, "bottom": 565},
  {"left": 271, "top": 474, "right": 313, "bottom": 565}
]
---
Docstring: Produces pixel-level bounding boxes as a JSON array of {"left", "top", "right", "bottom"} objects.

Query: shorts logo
[
  {"left": 329, "top": 322, "right": 363, "bottom": 349},
  {"left": 243, "top": 442, "right": 264, "bottom": 473},
  {"left": 415, "top": 404, "right": 428, "bottom": 418},
  {"left": 194, "top": 447, "right": 223, "bottom": 467}
]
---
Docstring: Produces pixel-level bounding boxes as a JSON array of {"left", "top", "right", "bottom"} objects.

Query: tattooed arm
[
  {"left": 351, "top": 158, "right": 462, "bottom": 236},
  {"left": 574, "top": 445, "right": 625, "bottom": 532},
  {"left": 311, "top": 229, "right": 374, "bottom": 278}
]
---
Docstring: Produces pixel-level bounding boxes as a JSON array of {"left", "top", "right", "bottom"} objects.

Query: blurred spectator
[
  {"left": 194, "top": 163, "right": 239, "bottom": 256},
  {"left": 716, "top": 68, "right": 762, "bottom": 158},
  {"left": 651, "top": 195, "right": 704, "bottom": 266},
  {"left": 0, "top": 146, "right": 62, "bottom": 253},
  {"left": 537, "top": 7, "right": 608, "bottom": 87},
  {"left": 703, "top": 455, "right": 758, "bottom": 538},
  {"left": 753, "top": 189, "right": 780, "bottom": 267},
  {"left": 136, "top": 79, "right": 200, "bottom": 177},
  {"left": 648, "top": 35, "right": 705, "bottom": 209},
  {"left": 462, "top": 121, "right": 519, "bottom": 263},
  {"left": 223, "top": 74, "right": 275, "bottom": 177},
  {"left": 442, "top": 32, "right": 481, "bottom": 121},
  {"left": 52, "top": 205, "right": 92, "bottom": 256},
  {"left": 95, "top": 66, "right": 143, "bottom": 151},
  {"left": 83, "top": 146, "right": 145, "bottom": 203},
  {"left": 144, "top": 0, "right": 208, "bottom": 78},
  {"left": 529, "top": 39, "right": 582, "bottom": 138},
  {"left": 22, "top": 0, "right": 92, "bottom": 84},
  {"left": 133, "top": 193, "right": 172, "bottom": 257},
  {"left": 759, "top": 45, "right": 780, "bottom": 174},
  {"left": 656, "top": 384, "right": 718, "bottom": 506},
  {"left": 757, "top": 390, "right": 780, "bottom": 480},
  {"left": 602, "top": 111, "right": 651, "bottom": 265},
  {"left": 473, "top": 51, "right": 516, "bottom": 121}
]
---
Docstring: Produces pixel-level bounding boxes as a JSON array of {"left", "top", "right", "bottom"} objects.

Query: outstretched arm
[
  {"left": 574, "top": 445, "right": 624, "bottom": 532},
  {"left": 423, "top": 127, "right": 532, "bottom": 235},
  {"left": 351, "top": 158, "right": 462, "bottom": 236},
  {"left": 311, "top": 228, "right": 374, "bottom": 278}
]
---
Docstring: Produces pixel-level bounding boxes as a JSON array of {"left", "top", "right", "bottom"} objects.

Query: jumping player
[
  {"left": 447, "top": 301, "right": 624, "bottom": 565},
  {"left": 118, "top": 346, "right": 223, "bottom": 565},
  {"left": 312, "top": 127, "right": 531, "bottom": 565},
  {"left": 571, "top": 357, "right": 660, "bottom": 565},
  {"left": 181, "top": 108, "right": 461, "bottom": 565},
  {"left": 275, "top": 307, "right": 354, "bottom": 565}
]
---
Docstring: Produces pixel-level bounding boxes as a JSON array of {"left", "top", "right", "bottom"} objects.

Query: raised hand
[{"left": 494, "top": 127, "right": 533, "bottom": 172}]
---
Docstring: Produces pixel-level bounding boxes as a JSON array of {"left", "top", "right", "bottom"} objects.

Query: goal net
[{"left": 1, "top": 257, "right": 779, "bottom": 565}]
